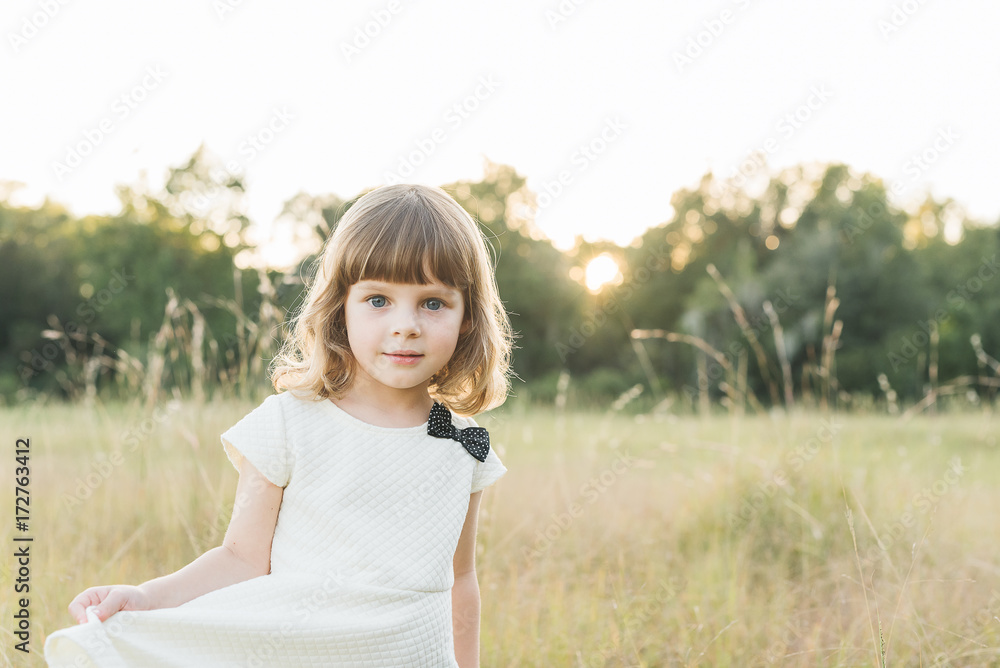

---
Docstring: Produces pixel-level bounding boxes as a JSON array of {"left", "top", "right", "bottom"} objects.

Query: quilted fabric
[{"left": 44, "top": 391, "right": 507, "bottom": 667}]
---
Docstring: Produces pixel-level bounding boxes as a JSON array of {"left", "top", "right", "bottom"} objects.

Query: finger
[
  {"left": 69, "top": 587, "right": 108, "bottom": 623},
  {"left": 93, "top": 589, "right": 126, "bottom": 622}
]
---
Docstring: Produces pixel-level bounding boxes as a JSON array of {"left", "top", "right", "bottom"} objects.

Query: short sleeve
[
  {"left": 467, "top": 416, "right": 507, "bottom": 494},
  {"left": 221, "top": 394, "right": 291, "bottom": 488}
]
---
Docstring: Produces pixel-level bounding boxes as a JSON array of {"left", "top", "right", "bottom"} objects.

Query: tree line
[{"left": 1, "top": 148, "right": 997, "bottom": 411}]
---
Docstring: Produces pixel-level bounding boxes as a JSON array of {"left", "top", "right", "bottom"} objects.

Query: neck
[{"left": 332, "top": 379, "right": 435, "bottom": 428}]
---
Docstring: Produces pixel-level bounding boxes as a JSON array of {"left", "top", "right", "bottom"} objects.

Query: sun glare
[{"left": 584, "top": 254, "right": 621, "bottom": 292}]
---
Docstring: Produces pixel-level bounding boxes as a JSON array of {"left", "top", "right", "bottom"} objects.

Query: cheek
[
  {"left": 342, "top": 309, "right": 369, "bottom": 344},
  {"left": 447, "top": 313, "right": 467, "bottom": 337},
  {"left": 449, "top": 325, "right": 466, "bottom": 349}
]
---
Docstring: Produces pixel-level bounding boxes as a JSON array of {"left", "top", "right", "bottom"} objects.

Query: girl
[{"left": 44, "top": 183, "right": 514, "bottom": 667}]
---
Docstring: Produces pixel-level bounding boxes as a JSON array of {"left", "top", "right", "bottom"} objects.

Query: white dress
[{"left": 43, "top": 391, "right": 507, "bottom": 667}]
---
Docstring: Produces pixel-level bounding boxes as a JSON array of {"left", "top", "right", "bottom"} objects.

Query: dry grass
[
  {"left": 3, "top": 397, "right": 999, "bottom": 667},
  {"left": 478, "top": 401, "right": 1000, "bottom": 667}
]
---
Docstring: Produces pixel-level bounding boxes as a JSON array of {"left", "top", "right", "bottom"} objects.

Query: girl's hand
[{"left": 67, "top": 585, "right": 154, "bottom": 624}]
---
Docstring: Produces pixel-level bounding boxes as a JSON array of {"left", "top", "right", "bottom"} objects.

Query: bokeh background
[{"left": 2, "top": 1, "right": 1000, "bottom": 666}]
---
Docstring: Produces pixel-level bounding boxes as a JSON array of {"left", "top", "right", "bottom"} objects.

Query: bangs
[{"left": 335, "top": 190, "right": 474, "bottom": 289}]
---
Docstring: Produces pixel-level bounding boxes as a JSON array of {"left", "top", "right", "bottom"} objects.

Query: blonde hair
[{"left": 269, "top": 183, "right": 513, "bottom": 416}]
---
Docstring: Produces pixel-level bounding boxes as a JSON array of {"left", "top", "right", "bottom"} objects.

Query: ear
[{"left": 459, "top": 316, "right": 472, "bottom": 335}]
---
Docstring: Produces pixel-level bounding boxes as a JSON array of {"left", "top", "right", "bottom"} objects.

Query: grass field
[{"left": 2, "top": 397, "right": 999, "bottom": 667}]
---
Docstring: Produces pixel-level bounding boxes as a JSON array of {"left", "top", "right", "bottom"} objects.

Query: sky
[{"left": 2, "top": 0, "right": 999, "bottom": 266}]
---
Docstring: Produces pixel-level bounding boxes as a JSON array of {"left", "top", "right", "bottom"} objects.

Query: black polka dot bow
[{"left": 427, "top": 402, "right": 490, "bottom": 462}]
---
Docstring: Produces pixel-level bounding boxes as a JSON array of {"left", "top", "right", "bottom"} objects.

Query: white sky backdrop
[{"left": 2, "top": 0, "right": 998, "bottom": 263}]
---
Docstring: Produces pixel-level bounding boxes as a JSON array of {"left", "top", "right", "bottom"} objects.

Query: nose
[{"left": 392, "top": 307, "right": 421, "bottom": 337}]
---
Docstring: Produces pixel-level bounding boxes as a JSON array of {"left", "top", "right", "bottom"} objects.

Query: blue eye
[
  {"left": 425, "top": 299, "right": 443, "bottom": 311},
  {"left": 367, "top": 296, "right": 387, "bottom": 308}
]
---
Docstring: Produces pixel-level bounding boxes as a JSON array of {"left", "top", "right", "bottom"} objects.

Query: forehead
[
  {"left": 351, "top": 279, "right": 462, "bottom": 295},
  {"left": 335, "top": 208, "right": 474, "bottom": 292}
]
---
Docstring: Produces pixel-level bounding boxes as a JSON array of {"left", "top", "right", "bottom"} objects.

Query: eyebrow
[{"left": 353, "top": 280, "right": 460, "bottom": 294}]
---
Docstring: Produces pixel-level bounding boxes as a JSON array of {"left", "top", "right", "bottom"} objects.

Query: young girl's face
[{"left": 342, "top": 276, "right": 469, "bottom": 399}]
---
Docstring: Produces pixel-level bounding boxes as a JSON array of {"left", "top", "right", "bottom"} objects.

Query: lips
[{"left": 384, "top": 351, "right": 424, "bottom": 364}]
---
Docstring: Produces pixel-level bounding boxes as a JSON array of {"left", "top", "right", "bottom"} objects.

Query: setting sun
[{"left": 584, "top": 254, "right": 621, "bottom": 292}]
